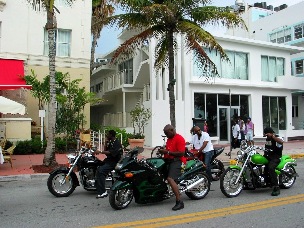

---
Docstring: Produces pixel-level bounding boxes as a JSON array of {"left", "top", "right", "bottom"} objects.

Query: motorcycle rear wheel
[
  {"left": 220, "top": 167, "right": 243, "bottom": 198},
  {"left": 212, "top": 159, "right": 225, "bottom": 181},
  {"left": 47, "top": 171, "right": 76, "bottom": 197},
  {"left": 109, "top": 188, "right": 133, "bottom": 210},
  {"left": 185, "top": 172, "right": 210, "bottom": 200},
  {"left": 279, "top": 166, "right": 296, "bottom": 189}
]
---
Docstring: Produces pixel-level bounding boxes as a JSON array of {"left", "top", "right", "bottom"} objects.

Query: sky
[{"left": 95, "top": 0, "right": 304, "bottom": 56}]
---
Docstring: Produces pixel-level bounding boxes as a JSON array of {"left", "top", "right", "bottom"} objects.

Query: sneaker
[
  {"left": 271, "top": 186, "right": 280, "bottom": 196},
  {"left": 172, "top": 201, "right": 184, "bottom": 211},
  {"left": 96, "top": 192, "right": 108, "bottom": 198}
]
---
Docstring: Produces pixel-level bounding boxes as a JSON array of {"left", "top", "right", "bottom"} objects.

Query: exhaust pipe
[{"left": 180, "top": 178, "right": 205, "bottom": 193}]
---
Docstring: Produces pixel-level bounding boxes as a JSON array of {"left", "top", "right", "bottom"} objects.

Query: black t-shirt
[
  {"left": 264, "top": 138, "right": 283, "bottom": 159},
  {"left": 104, "top": 138, "right": 122, "bottom": 163}
]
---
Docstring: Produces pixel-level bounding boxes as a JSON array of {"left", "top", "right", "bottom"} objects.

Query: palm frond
[{"left": 191, "top": 6, "right": 247, "bottom": 30}]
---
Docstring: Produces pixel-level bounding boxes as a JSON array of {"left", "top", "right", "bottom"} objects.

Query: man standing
[
  {"left": 158, "top": 124, "right": 186, "bottom": 211},
  {"left": 189, "top": 126, "right": 214, "bottom": 183},
  {"left": 95, "top": 130, "right": 122, "bottom": 198},
  {"left": 263, "top": 127, "right": 284, "bottom": 196},
  {"left": 231, "top": 120, "right": 241, "bottom": 149},
  {"left": 237, "top": 116, "right": 245, "bottom": 141}
]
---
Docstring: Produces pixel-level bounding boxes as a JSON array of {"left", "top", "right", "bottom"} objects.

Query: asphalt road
[{"left": 0, "top": 160, "right": 303, "bottom": 228}]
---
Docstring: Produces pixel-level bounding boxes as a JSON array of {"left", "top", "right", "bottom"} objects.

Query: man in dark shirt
[
  {"left": 95, "top": 130, "right": 122, "bottom": 198},
  {"left": 263, "top": 127, "right": 284, "bottom": 196}
]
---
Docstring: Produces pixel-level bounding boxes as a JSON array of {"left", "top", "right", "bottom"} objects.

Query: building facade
[
  {"left": 0, "top": 0, "right": 92, "bottom": 141},
  {"left": 91, "top": 3, "right": 304, "bottom": 147}
]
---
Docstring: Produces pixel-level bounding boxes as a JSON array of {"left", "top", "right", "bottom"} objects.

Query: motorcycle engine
[{"left": 83, "top": 168, "right": 96, "bottom": 187}]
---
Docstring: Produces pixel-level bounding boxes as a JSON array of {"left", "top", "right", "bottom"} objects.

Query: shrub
[{"left": 15, "top": 140, "right": 32, "bottom": 155}]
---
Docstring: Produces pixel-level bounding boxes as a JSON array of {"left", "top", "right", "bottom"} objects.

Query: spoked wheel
[
  {"left": 220, "top": 168, "right": 243, "bottom": 198},
  {"left": 279, "top": 166, "right": 297, "bottom": 189},
  {"left": 185, "top": 172, "right": 210, "bottom": 200},
  {"left": 47, "top": 171, "right": 76, "bottom": 197},
  {"left": 109, "top": 188, "right": 133, "bottom": 210},
  {"left": 211, "top": 159, "right": 225, "bottom": 181}
]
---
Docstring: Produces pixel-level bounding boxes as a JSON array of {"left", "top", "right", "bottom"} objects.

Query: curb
[{"left": 0, "top": 173, "right": 48, "bottom": 182}]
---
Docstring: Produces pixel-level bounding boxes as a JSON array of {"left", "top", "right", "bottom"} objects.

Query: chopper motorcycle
[
  {"left": 109, "top": 147, "right": 210, "bottom": 210},
  {"left": 47, "top": 146, "right": 114, "bottom": 197},
  {"left": 220, "top": 142, "right": 298, "bottom": 198}
]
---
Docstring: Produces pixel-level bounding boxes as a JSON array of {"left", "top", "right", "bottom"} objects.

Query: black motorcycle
[
  {"left": 109, "top": 147, "right": 210, "bottom": 210},
  {"left": 185, "top": 147, "right": 225, "bottom": 181},
  {"left": 47, "top": 146, "right": 114, "bottom": 197}
]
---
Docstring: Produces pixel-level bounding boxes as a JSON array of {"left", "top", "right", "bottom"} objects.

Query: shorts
[
  {"left": 165, "top": 159, "right": 182, "bottom": 181},
  {"left": 247, "top": 131, "right": 253, "bottom": 141}
]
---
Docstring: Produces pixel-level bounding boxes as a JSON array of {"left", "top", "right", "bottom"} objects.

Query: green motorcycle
[
  {"left": 109, "top": 147, "right": 210, "bottom": 210},
  {"left": 220, "top": 144, "right": 298, "bottom": 198}
]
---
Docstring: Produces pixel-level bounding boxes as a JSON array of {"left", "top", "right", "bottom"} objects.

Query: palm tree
[
  {"left": 26, "top": 0, "right": 76, "bottom": 166},
  {"left": 105, "top": 0, "right": 246, "bottom": 127},
  {"left": 91, "top": 0, "right": 116, "bottom": 76}
]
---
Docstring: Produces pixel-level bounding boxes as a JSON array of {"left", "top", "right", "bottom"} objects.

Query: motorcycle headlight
[
  {"left": 115, "top": 163, "right": 123, "bottom": 170},
  {"left": 67, "top": 154, "right": 76, "bottom": 164},
  {"left": 237, "top": 150, "right": 244, "bottom": 159}
]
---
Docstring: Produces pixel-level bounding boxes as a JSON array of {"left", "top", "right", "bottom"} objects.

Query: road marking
[{"left": 93, "top": 194, "right": 304, "bottom": 228}]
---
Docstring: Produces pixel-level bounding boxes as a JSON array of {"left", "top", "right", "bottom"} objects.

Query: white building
[
  {"left": 0, "top": 0, "right": 92, "bottom": 141},
  {"left": 91, "top": 3, "right": 304, "bottom": 147}
]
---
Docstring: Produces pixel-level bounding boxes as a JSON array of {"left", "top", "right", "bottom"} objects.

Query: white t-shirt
[
  {"left": 232, "top": 124, "right": 241, "bottom": 139},
  {"left": 189, "top": 132, "right": 214, "bottom": 153}
]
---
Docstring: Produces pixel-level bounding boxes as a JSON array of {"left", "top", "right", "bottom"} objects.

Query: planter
[{"left": 128, "top": 138, "right": 145, "bottom": 149}]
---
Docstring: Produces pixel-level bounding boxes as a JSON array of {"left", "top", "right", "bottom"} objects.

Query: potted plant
[{"left": 128, "top": 104, "right": 152, "bottom": 149}]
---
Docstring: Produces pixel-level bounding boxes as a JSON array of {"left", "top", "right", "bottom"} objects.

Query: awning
[
  {"left": 0, "top": 96, "right": 26, "bottom": 115},
  {"left": 0, "top": 59, "right": 32, "bottom": 90}
]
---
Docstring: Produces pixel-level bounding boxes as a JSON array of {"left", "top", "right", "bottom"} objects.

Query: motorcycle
[
  {"left": 109, "top": 147, "right": 210, "bottom": 210},
  {"left": 220, "top": 142, "right": 298, "bottom": 198},
  {"left": 47, "top": 146, "right": 114, "bottom": 197},
  {"left": 185, "top": 147, "right": 225, "bottom": 181}
]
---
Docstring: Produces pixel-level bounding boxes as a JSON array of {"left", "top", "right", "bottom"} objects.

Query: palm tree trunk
[
  {"left": 43, "top": 10, "right": 58, "bottom": 166},
  {"left": 90, "top": 29, "right": 101, "bottom": 76},
  {"left": 168, "top": 30, "right": 176, "bottom": 128}
]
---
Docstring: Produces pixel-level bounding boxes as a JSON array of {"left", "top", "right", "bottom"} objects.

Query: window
[
  {"left": 119, "top": 59, "right": 133, "bottom": 84},
  {"left": 95, "top": 82, "right": 102, "bottom": 93},
  {"left": 193, "top": 50, "right": 248, "bottom": 80},
  {"left": 269, "top": 28, "right": 291, "bottom": 43},
  {"left": 262, "top": 96, "right": 286, "bottom": 131},
  {"left": 194, "top": 93, "right": 249, "bottom": 137},
  {"left": 295, "top": 60, "right": 303, "bottom": 75},
  {"left": 261, "top": 56, "right": 285, "bottom": 82},
  {"left": 90, "top": 86, "right": 94, "bottom": 92},
  {"left": 292, "top": 95, "right": 298, "bottom": 118},
  {"left": 44, "top": 29, "right": 71, "bottom": 57},
  {"left": 292, "top": 105, "right": 298, "bottom": 117},
  {"left": 294, "top": 23, "right": 304, "bottom": 40}
]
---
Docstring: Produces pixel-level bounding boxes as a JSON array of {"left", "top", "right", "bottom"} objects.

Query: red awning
[{"left": 0, "top": 59, "right": 32, "bottom": 90}]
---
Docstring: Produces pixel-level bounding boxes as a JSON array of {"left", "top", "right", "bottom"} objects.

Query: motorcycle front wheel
[
  {"left": 47, "top": 171, "right": 76, "bottom": 197},
  {"left": 212, "top": 159, "right": 225, "bottom": 181},
  {"left": 220, "top": 167, "right": 243, "bottom": 198},
  {"left": 109, "top": 188, "right": 133, "bottom": 210},
  {"left": 185, "top": 172, "right": 210, "bottom": 200},
  {"left": 279, "top": 165, "right": 296, "bottom": 189}
]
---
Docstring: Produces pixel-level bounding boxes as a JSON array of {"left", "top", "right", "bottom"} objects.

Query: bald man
[{"left": 158, "top": 124, "right": 186, "bottom": 211}]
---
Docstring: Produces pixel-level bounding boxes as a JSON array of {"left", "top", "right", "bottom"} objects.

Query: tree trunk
[
  {"left": 43, "top": 10, "right": 58, "bottom": 166},
  {"left": 168, "top": 30, "right": 176, "bottom": 128},
  {"left": 90, "top": 29, "right": 102, "bottom": 76}
]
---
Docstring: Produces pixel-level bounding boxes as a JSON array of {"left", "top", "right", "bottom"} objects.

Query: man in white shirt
[
  {"left": 189, "top": 126, "right": 214, "bottom": 182},
  {"left": 232, "top": 120, "right": 241, "bottom": 149}
]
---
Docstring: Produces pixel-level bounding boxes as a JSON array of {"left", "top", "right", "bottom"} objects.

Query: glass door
[{"left": 218, "top": 106, "right": 240, "bottom": 142}]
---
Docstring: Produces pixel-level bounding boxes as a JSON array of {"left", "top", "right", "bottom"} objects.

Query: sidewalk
[{"left": 1, "top": 140, "right": 303, "bottom": 181}]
